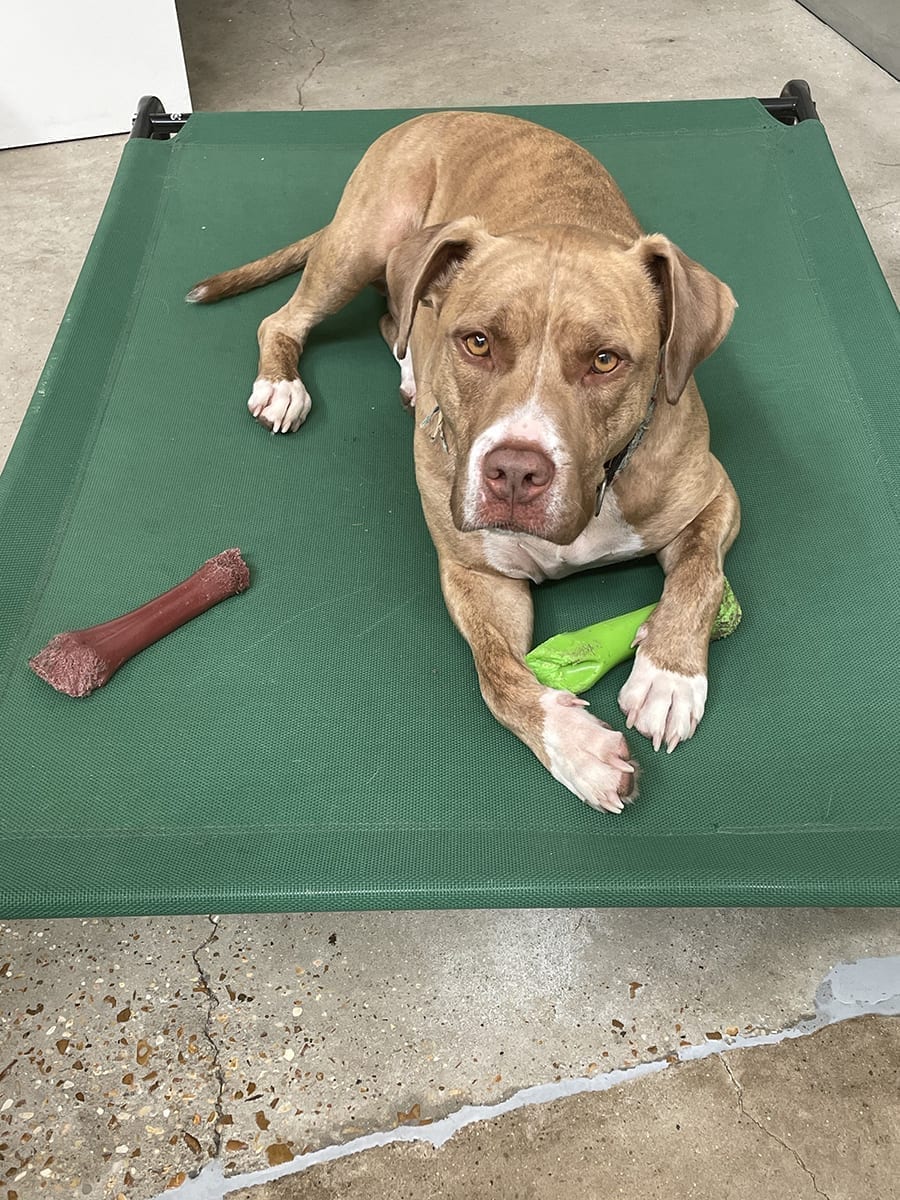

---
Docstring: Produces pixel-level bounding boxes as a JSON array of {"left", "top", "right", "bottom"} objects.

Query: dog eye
[
  {"left": 591, "top": 350, "right": 620, "bottom": 374},
  {"left": 464, "top": 332, "right": 491, "bottom": 358}
]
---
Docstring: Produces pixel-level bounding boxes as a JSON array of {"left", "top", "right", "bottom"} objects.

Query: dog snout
[{"left": 482, "top": 444, "right": 555, "bottom": 506}]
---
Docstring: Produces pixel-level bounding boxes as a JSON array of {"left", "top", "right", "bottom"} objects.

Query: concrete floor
[{"left": 1, "top": 1, "right": 899, "bottom": 1197}]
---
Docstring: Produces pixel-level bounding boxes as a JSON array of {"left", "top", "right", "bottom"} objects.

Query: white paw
[
  {"left": 248, "top": 378, "right": 312, "bottom": 433},
  {"left": 393, "top": 342, "right": 417, "bottom": 410},
  {"left": 540, "top": 690, "right": 637, "bottom": 814},
  {"left": 618, "top": 650, "right": 707, "bottom": 754}
]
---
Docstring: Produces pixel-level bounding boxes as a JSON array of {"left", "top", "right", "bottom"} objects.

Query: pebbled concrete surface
[
  {"left": 2, "top": 912, "right": 899, "bottom": 1196},
  {"left": 189, "top": 908, "right": 898, "bottom": 1169},
  {"left": 0, "top": 918, "right": 222, "bottom": 1196},
  {"left": 223, "top": 1015, "right": 900, "bottom": 1200},
  {"left": 1, "top": 1, "right": 898, "bottom": 1197}
]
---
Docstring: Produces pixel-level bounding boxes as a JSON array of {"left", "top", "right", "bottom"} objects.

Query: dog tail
[{"left": 185, "top": 229, "right": 324, "bottom": 304}]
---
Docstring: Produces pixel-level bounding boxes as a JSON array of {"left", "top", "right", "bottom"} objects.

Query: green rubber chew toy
[{"left": 525, "top": 578, "right": 742, "bottom": 695}]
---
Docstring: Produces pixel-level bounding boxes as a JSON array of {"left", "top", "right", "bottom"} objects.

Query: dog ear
[
  {"left": 387, "top": 217, "right": 490, "bottom": 358},
  {"left": 633, "top": 234, "right": 736, "bottom": 404}
]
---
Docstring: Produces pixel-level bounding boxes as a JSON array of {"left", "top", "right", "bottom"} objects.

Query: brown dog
[{"left": 188, "top": 111, "right": 740, "bottom": 813}]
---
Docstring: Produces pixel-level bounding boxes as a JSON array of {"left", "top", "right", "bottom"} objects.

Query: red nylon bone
[{"left": 29, "top": 548, "right": 250, "bottom": 697}]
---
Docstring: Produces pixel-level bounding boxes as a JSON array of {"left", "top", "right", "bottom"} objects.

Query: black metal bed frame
[{"left": 130, "top": 80, "right": 820, "bottom": 140}]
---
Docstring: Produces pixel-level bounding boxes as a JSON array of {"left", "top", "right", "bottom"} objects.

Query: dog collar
[{"left": 595, "top": 352, "right": 663, "bottom": 516}]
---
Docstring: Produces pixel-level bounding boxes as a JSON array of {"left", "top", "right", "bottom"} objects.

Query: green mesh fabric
[{"left": 1, "top": 102, "right": 898, "bottom": 916}]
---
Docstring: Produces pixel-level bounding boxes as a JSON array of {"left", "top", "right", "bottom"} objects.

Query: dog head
[{"left": 386, "top": 217, "right": 735, "bottom": 545}]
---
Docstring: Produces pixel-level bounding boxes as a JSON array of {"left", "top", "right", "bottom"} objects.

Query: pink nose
[{"left": 482, "top": 444, "right": 555, "bottom": 505}]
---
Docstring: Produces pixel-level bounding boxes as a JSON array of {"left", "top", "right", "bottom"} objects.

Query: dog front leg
[
  {"left": 440, "top": 560, "right": 638, "bottom": 813},
  {"left": 251, "top": 232, "right": 387, "bottom": 433},
  {"left": 378, "top": 313, "right": 417, "bottom": 411},
  {"left": 618, "top": 482, "right": 740, "bottom": 752}
]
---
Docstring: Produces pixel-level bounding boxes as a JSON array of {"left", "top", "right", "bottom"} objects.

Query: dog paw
[
  {"left": 248, "top": 378, "right": 312, "bottom": 433},
  {"left": 394, "top": 343, "right": 417, "bottom": 411},
  {"left": 539, "top": 690, "right": 638, "bottom": 814},
  {"left": 618, "top": 650, "right": 707, "bottom": 753}
]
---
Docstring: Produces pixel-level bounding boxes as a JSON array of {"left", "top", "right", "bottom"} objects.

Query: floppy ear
[
  {"left": 633, "top": 234, "right": 736, "bottom": 404},
  {"left": 386, "top": 217, "right": 491, "bottom": 358}
]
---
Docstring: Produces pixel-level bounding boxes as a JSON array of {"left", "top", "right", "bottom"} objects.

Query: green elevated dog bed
[{"left": 1, "top": 92, "right": 898, "bottom": 916}]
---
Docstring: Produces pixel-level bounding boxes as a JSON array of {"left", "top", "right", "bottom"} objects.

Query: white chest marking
[{"left": 480, "top": 491, "right": 645, "bottom": 582}]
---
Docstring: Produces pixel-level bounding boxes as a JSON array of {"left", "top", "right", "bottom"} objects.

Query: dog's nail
[
  {"left": 667, "top": 737, "right": 680, "bottom": 754},
  {"left": 613, "top": 759, "right": 635, "bottom": 774},
  {"left": 652, "top": 733, "right": 663, "bottom": 752}
]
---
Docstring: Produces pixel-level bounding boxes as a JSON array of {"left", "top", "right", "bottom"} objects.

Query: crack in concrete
[
  {"left": 191, "top": 915, "right": 227, "bottom": 1160},
  {"left": 284, "top": 0, "right": 302, "bottom": 42},
  {"left": 155, "top": 955, "right": 900, "bottom": 1200},
  {"left": 860, "top": 197, "right": 899, "bottom": 212},
  {"left": 721, "top": 1057, "right": 831, "bottom": 1200},
  {"left": 296, "top": 40, "right": 327, "bottom": 110},
  {"left": 283, "top": 0, "right": 326, "bottom": 108}
]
